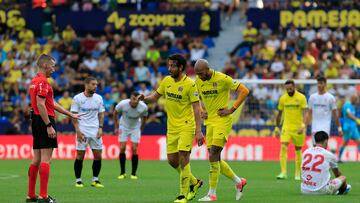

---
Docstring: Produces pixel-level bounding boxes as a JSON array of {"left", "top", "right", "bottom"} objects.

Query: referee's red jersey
[{"left": 29, "top": 73, "right": 55, "bottom": 117}]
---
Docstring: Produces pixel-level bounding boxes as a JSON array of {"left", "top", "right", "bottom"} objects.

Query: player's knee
[
  {"left": 131, "top": 146, "right": 138, "bottom": 154},
  {"left": 167, "top": 159, "right": 179, "bottom": 168},
  {"left": 31, "top": 159, "right": 41, "bottom": 166},
  {"left": 76, "top": 151, "right": 85, "bottom": 160}
]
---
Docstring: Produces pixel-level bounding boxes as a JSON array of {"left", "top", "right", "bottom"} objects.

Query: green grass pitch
[{"left": 0, "top": 160, "right": 358, "bottom": 203}]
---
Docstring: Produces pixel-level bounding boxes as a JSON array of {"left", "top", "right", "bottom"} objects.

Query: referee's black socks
[
  {"left": 74, "top": 159, "right": 83, "bottom": 179},
  {"left": 119, "top": 153, "right": 126, "bottom": 175},
  {"left": 132, "top": 154, "right": 138, "bottom": 176},
  {"left": 92, "top": 160, "right": 102, "bottom": 178}
]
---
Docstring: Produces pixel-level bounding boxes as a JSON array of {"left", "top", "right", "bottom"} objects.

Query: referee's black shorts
[{"left": 31, "top": 115, "right": 58, "bottom": 149}]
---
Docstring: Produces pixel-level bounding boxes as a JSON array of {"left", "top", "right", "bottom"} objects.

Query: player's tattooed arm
[
  {"left": 332, "top": 109, "right": 343, "bottom": 136},
  {"left": 71, "top": 111, "right": 85, "bottom": 142},
  {"left": 140, "top": 116, "right": 147, "bottom": 132},
  {"left": 113, "top": 109, "right": 119, "bottom": 135},
  {"left": 274, "top": 110, "right": 282, "bottom": 137},
  {"left": 97, "top": 112, "right": 104, "bottom": 139}
]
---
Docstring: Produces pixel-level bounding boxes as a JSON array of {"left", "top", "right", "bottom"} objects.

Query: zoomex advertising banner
[
  {"left": 54, "top": 10, "right": 220, "bottom": 34},
  {"left": 0, "top": 135, "right": 359, "bottom": 161}
]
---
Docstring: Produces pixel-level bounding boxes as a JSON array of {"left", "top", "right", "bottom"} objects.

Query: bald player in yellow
[
  {"left": 136, "top": 54, "right": 205, "bottom": 203},
  {"left": 194, "top": 59, "right": 250, "bottom": 201},
  {"left": 274, "top": 79, "right": 308, "bottom": 180}
]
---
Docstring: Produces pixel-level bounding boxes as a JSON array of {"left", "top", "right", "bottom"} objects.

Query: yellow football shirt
[
  {"left": 278, "top": 90, "right": 307, "bottom": 131},
  {"left": 196, "top": 70, "right": 241, "bottom": 125},
  {"left": 156, "top": 75, "right": 199, "bottom": 133},
  {"left": 58, "top": 97, "right": 73, "bottom": 110},
  {"left": 243, "top": 28, "right": 258, "bottom": 42}
]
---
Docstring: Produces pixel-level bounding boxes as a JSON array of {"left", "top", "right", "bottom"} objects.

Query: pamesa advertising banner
[{"left": 247, "top": 8, "right": 360, "bottom": 30}]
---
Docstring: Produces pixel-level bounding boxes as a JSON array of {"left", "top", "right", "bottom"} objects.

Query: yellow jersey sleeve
[
  {"left": 188, "top": 83, "right": 200, "bottom": 103},
  {"left": 224, "top": 75, "right": 241, "bottom": 91},
  {"left": 156, "top": 77, "right": 167, "bottom": 95}
]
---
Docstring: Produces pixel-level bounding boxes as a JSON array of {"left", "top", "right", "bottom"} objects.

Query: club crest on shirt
[
  {"left": 178, "top": 86, "right": 183, "bottom": 92},
  {"left": 213, "top": 82, "right": 217, "bottom": 88}
]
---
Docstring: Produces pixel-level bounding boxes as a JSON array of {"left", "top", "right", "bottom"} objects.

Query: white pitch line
[{"left": 0, "top": 173, "right": 20, "bottom": 180}]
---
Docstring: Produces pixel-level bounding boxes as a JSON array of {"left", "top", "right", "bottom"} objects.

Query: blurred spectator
[
  {"left": 259, "top": 22, "right": 272, "bottom": 40},
  {"left": 58, "top": 91, "right": 72, "bottom": 110},
  {"left": 134, "top": 60, "right": 151, "bottom": 84}
]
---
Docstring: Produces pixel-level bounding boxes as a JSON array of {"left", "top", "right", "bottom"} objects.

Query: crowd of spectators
[
  {"left": 0, "top": 6, "right": 215, "bottom": 134},
  {"left": 225, "top": 18, "right": 360, "bottom": 133}
]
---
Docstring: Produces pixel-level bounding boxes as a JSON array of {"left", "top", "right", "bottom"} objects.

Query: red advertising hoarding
[{"left": 0, "top": 135, "right": 359, "bottom": 161}]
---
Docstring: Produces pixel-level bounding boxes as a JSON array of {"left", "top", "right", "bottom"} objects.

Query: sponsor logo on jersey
[
  {"left": 202, "top": 90, "right": 218, "bottom": 95},
  {"left": 166, "top": 92, "right": 182, "bottom": 99}
]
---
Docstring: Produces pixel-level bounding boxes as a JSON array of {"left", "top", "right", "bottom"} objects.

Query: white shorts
[
  {"left": 118, "top": 126, "right": 141, "bottom": 143},
  {"left": 76, "top": 137, "right": 103, "bottom": 151},
  {"left": 302, "top": 178, "right": 343, "bottom": 195}
]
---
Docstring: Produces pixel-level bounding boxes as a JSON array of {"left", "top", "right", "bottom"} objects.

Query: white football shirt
[
  {"left": 70, "top": 92, "right": 105, "bottom": 130},
  {"left": 301, "top": 146, "right": 338, "bottom": 193},
  {"left": 308, "top": 92, "right": 336, "bottom": 135},
  {"left": 115, "top": 99, "right": 148, "bottom": 129}
]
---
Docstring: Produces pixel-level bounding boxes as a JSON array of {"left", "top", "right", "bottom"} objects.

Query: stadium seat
[
  {"left": 258, "top": 129, "right": 271, "bottom": 137},
  {"left": 237, "top": 128, "right": 258, "bottom": 137}
]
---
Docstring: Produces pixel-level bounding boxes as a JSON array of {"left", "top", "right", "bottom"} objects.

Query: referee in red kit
[{"left": 26, "top": 54, "right": 81, "bottom": 203}]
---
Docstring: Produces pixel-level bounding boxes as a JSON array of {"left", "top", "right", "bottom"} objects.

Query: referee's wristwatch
[{"left": 46, "top": 122, "right": 52, "bottom": 128}]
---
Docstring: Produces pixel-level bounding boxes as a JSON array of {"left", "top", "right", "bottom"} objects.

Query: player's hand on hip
[
  {"left": 96, "top": 128, "right": 103, "bottom": 139},
  {"left": 195, "top": 130, "right": 205, "bottom": 146},
  {"left": 76, "top": 131, "right": 86, "bottom": 142},
  {"left": 114, "top": 128, "right": 118, "bottom": 136},
  {"left": 47, "top": 126, "right": 56, "bottom": 138},
  {"left": 217, "top": 108, "right": 233, "bottom": 117},
  {"left": 200, "top": 111, "right": 208, "bottom": 119}
]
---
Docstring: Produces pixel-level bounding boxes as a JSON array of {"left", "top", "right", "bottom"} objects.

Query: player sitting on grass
[{"left": 301, "top": 131, "right": 351, "bottom": 195}]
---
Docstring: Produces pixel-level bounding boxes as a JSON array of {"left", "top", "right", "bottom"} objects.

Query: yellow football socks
[
  {"left": 220, "top": 160, "right": 235, "bottom": 179},
  {"left": 280, "top": 144, "right": 288, "bottom": 174},
  {"left": 295, "top": 150, "right": 302, "bottom": 177},
  {"left": 180, "top": 164, "right": 191, "bottom": 196},
  {"left": 209, "top": 161, "right": 220, "bottom": 190},
  {"left": 176, "top": 165, "right": 197, "bottom": 185}
]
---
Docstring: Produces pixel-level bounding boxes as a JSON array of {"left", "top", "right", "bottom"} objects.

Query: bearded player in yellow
[
  {"left": 136, "top": 54, "right": 205, "bottom": 203},
  {"left": 274, "top": 80, "right": 308, "bottom": 180},
  {"left": 194, "top": 59, "right": 249, "bottom": 201}
]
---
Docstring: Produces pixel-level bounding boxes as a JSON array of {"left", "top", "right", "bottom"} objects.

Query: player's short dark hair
[
  {"left": 314, "top": 131, "right": 329, "bottom": 143},
  {"left": 84, "top": 76, "right": 97, "bottom": 84},
  {"left": 285, "top": 79, "right": 295, "bottom": 86},
  {"left": 131, "top": 91, "right": 140, "bottom": 97},
  {"left": 168, "top": 54, "right": 187, "bottom": 72},
  {"left": 317, "top": 76, "right": 327, "bottom": 83}
]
